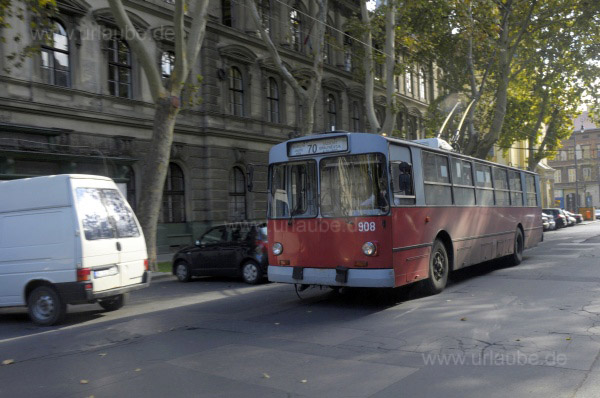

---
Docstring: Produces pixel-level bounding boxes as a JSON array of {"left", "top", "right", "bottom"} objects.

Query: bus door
[{"left": 389, "top": 145, "right": 428, "bottom": 284}]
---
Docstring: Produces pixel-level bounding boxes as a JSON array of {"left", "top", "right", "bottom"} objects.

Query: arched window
[
  {"left": 267, "top": 77, "right": 279, "bottom": 123},
  {"left": 259, "top": 0, "right": 271, "bottom": 34},
  {"left": 405, "top": 70, "right": 413, "bottom": 96},
  {"left": 222, "top": 0, "right": 235, "bottom": 27},
  {"left": 351, "top": 101, "right": 360, "bottom": 131},
  {"left": 162, "top": 163, "right": 186, "bottom": 223},
  {"left": 229, "top": 66, "right": 244, "bottom": 116},
  {"left": 396, "top": 112, "right": 404, "bottom": 136},
  {"left": 126, "top": 167, "right": 136, "bottom": 212},
  {"left": 108, "top": 37, "right": 132, "bottom": 98},
  {"left": 419, "top": 67, "right": 427, "bottom": 101},
  {"left": 289, "top": 4, "right": 303, "bottom": 52},
  {"left": 324, "top": 17, "right": 335, "bottom": 65},
  {"left": 343, "top": 34, "right": 352, "bottom": 72},
  {"left": 229, "top": 167, "right": 246, "bottom": 221},
  {"left": 41, "top": 20, "right": 70, "bottom": 87},
  {"left": 326, "top": 94, "right": 337, "bottom": 131},
  {"left": 375, "top": 108, "right": 385, "bottom": 127},
  {"left": 161, "top": 51, "right": 175, "bottom": 79}
]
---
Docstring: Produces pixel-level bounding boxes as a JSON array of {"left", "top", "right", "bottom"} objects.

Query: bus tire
[
  {"left": 423, "top": 239, "right": 449, "bottom": 295},
  {"left": 508, "top": 228, "right": 524, "bottom": 266}
]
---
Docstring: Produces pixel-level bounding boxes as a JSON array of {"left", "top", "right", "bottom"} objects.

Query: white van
[{"left": 0, "top": 174, "right": 149, "bottom": 325}]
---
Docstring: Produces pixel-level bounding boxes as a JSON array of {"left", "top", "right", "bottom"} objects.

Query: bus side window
[{"left": 392, "top": 161, "right": 415, "bottom": 205}]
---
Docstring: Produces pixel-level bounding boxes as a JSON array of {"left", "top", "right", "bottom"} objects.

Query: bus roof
[{"left": 270, "top": 132, "right": 537, "bottom": 176}]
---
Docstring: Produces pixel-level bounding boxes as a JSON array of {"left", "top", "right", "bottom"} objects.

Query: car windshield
[
  {"left": 320, "top": 153, "right": 389, "bottom": 217},
  {"left": 268, "top": 161, "right": 318, "bottom": 219}
]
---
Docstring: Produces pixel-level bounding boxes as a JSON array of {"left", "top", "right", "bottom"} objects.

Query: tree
[
  {"left": 424, "top": 0, "right": 600, "bottom": 164},
  {"left": 1, "top": 0, "right": 58, "bottom": 72},
  {"left": 105, "top": 0, "right": 210, "bottom": 270},
  {"left": 359, "top": 0, "right": 380, "bottom": 132},
  {"left": 247, "top": 0, "right": 328, "bottom": 136}
]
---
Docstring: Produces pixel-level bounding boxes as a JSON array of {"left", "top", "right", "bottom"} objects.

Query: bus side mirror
[{"left": 247, "top": 165, "right": 254, "bottom": 192}]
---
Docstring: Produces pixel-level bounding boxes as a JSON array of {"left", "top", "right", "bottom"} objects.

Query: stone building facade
[
  {"left": 548, "top": 112, "right": 600, "bottom": 212},
  {"left": 0, "top": 0, "right": 435, "bottom": 253}
]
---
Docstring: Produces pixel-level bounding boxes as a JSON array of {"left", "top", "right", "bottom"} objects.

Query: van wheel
[
  {"left": 175, "top": 261, "right": 191, "bottom": 282},
  {"left": 422, "top": 240, "right": 449, "bottom": 295},
  {"left": 27, "top": 286, "right": 66, "bottom": 326},
  {"left": 508, "top": 229, "right": 524, "bottom": 266},
  {"left": 241, "top": 261, "right": 261, "bottom": 285},
  {"left": 99, "top": 293, "right": 127, "bottom": 311}
]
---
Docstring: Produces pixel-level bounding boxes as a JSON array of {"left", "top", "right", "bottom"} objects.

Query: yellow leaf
[
  {"left": 2, "top": 359, "right": 14, "bottom": 365},
  {"left": 80, "top": 380, "right": 89, "bottom": 384},
  {"left": 566, "top": 337, "right": 571, "bottom": 341},
  {"left": 262, "top": 373, "right": 270, "bottom": 379},
  {"left": 135, "top": 368, "right": 141, "bottom": 372}
]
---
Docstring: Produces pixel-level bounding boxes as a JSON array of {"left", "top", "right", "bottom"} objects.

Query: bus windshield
[
  {"left": 269, "top": 161, "right": 318, "bottom": 219},
  {"left": 320, "top": 153, "right": 389, "bottom": 217}
]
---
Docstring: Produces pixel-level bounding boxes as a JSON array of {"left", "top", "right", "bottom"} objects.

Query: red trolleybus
[{"left": 267, "top": 132, "right": 542, "bottom": 293}]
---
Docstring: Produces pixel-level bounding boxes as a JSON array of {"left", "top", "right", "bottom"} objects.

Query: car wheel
[
  {"left": 422, "top": 240, "right": 449, "bottom": 295},
  {"left": 99, "top": 293, "right": 127, "bottom": 312},
  {"left": 27, "top": 285, "right": 66, "bottom": 326},
  {"left": 175, "top": 261, "right": 192, "bottom": 282},
  {"left": 241, "top": 261, "right": 261, "bottom": 285},
  {"left": 508, "top": 228, "right": 524, "bottom": 266}
]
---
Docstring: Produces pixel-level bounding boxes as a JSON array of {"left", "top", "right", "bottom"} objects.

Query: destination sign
[{"left": 288, "top": 136, "right": 348, "bottom": 157}]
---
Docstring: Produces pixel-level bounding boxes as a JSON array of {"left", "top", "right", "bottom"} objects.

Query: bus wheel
[
  {"left": 423, "top": 240, "right": 449, "bottom": 295},
  {"left": 509, "top": 229, "right": 524, "bottom": 266}
]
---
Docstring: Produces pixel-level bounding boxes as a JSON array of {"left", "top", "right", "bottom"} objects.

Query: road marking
[{"left": 0, "top": 282, "right": 283, "bottom": 345}]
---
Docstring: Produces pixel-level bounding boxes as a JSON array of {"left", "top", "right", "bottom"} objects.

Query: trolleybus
[{"left": 266, "top": 132, "right": 542, "bottom": 293}]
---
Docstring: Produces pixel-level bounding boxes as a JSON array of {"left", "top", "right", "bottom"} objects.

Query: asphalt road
[{"left": 1, "top": 222, "right": 600, "bottom": 398}]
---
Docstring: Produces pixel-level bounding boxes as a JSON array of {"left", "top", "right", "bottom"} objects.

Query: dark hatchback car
[
  {"left": 172, "top": 223, "right": 268, "bottom": 284},
  {"left": 543, "top": 208, "right": 568, "bottom": 228}
]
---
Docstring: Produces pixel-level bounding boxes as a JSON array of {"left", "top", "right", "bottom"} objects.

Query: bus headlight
[
  {"left": 272, "top": 242, "right": 283, "bottom": 256},
  {"left": 362, "top": 242, "right": 376, "bottom": 256}
]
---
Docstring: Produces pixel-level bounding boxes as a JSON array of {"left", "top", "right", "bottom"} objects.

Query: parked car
[
  {"left": 543, "top": 208, "right": 568, "bottom": 228},
  {"left": 596, "top": 209, "right": 600, "bottom": 220},
  {"left": 545, "top": 213, "right": 556, "bottom": 230},
  {"left": 542, "top": 212, "right": 555, "bottom": 230},
  {"left": 172, "top": 223, "right": 268, "bottom": 284},
  {"left": 564, "top": 211, "right": 579, "bottom": 225},
  {"left": 542, "top": 213, "right": 550, "bottom": 231},
  {"left": 0, "top": 175, "right": 149, "bottom": 326}
]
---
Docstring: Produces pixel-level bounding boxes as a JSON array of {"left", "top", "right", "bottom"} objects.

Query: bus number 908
[{"left": 358, "top": 222, "right": 376, "bottom": 232}]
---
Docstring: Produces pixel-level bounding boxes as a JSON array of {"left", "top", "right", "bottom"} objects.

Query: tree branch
[
  {"left": 171, "top": 0, "right": 188, "bottom": 89},
  {"left": 246, "top": 0, "right": 307, "bottom": 101},
  {"left": 184, "top": 0, "right": 210, "bottom": 84}
]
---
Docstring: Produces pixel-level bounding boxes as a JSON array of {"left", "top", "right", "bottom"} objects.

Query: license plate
[{"left": 94, "top": 267, "right": 118, "bottom": 278}]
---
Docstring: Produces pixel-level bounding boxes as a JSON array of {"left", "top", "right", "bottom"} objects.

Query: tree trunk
[
  {"left": 361, "top": 0, "right": 380, "bottom": 132},
  {"left": 381, "top": 0, "right": 396, "bottom": 134},
  {"left": 138, "top": 96, "right": 180, "bottom": 271}
]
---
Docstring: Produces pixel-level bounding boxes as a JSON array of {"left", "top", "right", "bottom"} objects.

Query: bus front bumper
[{"left": 268, "top": 266, "right": 395, "bottom": 288}]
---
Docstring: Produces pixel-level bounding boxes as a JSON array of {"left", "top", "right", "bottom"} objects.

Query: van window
[
  {"left": 102, "top": 189, "right": 140, "bottom": 238},
  {"left": 76, "top": 188, "right": 140, "bottom": 240}
]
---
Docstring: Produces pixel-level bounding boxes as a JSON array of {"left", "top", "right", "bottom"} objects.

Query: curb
[{"left": 150, "top": 271, "right": 174, "bottom": 281}]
